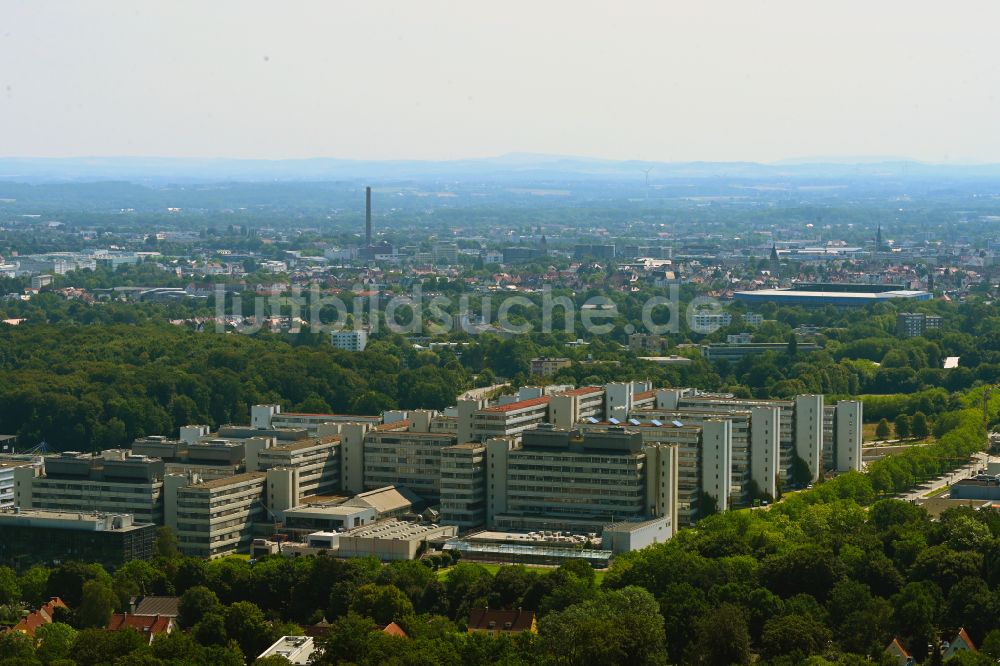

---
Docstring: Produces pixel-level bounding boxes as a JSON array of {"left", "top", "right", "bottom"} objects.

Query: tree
[
  {"left": 75, "top": 580, "right": 117, "bottom": 629},
  {"left": 314, "top": 613, "right": 377, "bottom": 665},
  {"left": 224, "top": 601, "right": 272, "bottom": 658},
  {"left": 761, "top": 613, "right": 832, "bottom": 661},
  {"left": 155, "top": 527, "right": 180, "bottom": 560},
  {"left": 540, "top": 587, "right": 666, "bottom": 666},
  {"left": 0, "top": 631, "right": 36, "bottom": 662},
  {"left": 178, "top": 586, "right": 222, "bottom": 628},
  {"left": 349, "top": 584, "right": 414, "bottom": 626},
  {"left": 894, "top": 414, "right": 912, "bottom": 439},
  {"left": 686, "top": 602, "right": 751, "bottom": 666},
  {"left": 192, "top": 612, "right": 228, "bottom": 646},
  {"left": 18, "top": 565, "right": 50, "bottom": 607},
  {"left": 912, "top": 411, "right": 930, "bottom": 439},
  {"left": 876, "top": 418, "right": 891, "bottom": 440},
  {"left": 46, "top": 562, "right": 110, "bottom": 608},
  {"left": 34, "top": 622, "right": 78, "bottom": 663},
  {"left": 0, "top": 566, "right": 20, "bottom": 606},
  {"left": 72, "top": 627, "right": 146, "bottom": 666}
]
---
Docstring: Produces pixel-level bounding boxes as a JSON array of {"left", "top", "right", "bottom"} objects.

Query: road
[{"left": 897, "top": 452, "right": 990, "bottom": 502}]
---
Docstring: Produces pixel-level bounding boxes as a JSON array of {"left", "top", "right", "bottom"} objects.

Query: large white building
[
  {"left": 485, "top": 425, "right": 678, "bottom": 536},
  {"left": 331, "top": 329, "right": 368, "bottom": 351}
]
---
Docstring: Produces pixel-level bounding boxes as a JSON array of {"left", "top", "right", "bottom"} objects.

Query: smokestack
[{"left": 365, "top": 186, "right": 372, "bottom": 247}]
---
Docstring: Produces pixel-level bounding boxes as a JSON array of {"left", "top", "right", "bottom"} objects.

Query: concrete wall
[
  {"left": 750, "top": 406, "right": 780, "bottom": 498},
  {"left": 794, "top": 395, "right": 824, "bottom": 482},
  {"left": 835, "top": 401, "right": 863, "bottom": 472},
  {"left": 701, "top": 419, "right": 733, "bottom": 511}
]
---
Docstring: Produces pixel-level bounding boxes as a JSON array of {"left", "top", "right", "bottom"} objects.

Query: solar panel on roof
[
  {"left": 609, "top": 418, "right": 620, "bottom": 425},
  {"left": 672, "top": 420, "right": 684, "bottom": 427},
  {"left": 586, "top": 417, "right": 599, "bottom": 424},
  {"left": 650, "top": 420, "right": 662, "bottom": 426},
  {"left": 629, "top": 419, "right": 641, "bottom": 426}
]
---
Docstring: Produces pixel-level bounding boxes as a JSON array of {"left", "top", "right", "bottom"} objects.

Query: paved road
[{"left": 897, "top": 452, "right": 990, "bottom": 502}]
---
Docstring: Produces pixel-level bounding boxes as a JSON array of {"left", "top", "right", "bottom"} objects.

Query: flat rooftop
[{"left": 188, "top": 471, "right": 265, "bottom": 490}]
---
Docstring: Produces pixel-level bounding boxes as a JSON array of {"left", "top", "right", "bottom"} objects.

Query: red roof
[
  {"left": 381, "top": 622, "right": 408, "bottom": 638},
  {"left": 13, "top": 597, "right": 67, "bottom": 636},
  {"left": 107, "top": 614, "right": 174, "bottom": 637},
  {"left": 481, "top": 396, "right": 551, "bottom": 413},
  {"left": 634, "top": 390, "right": 656, "bottom": 400},
  {"left": 557, "top": 386, "right": 603, "bottom": 397}
]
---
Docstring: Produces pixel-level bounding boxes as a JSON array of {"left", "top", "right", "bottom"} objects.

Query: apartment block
[
  {"left": 331, "top": 329, "right": 368, "bottom": 351},
  {"left": 253, "top": 436, "right": 341, "bottom": 501},
  {"left": 439, "top": 442, "right": 487, "bottom": 529},
  {"left": 165, "top": 471, "right": 267, "bottom": 559},
  {"left": 466, "top": 397, "right": 551, "bottom": 442},
  {"left": 823, "top": 400, "right": 863, "bottom": 473},
  {"left": 580, "top": 419, "right": 723, "bottom": 525},
  {"left": 486, "top": 425, "right": 678, "bottom": 536},
  {"left": 363, "top": 429, "right": 458, "bottom": 500},
  {"left": 632, "top": 404, "right": 780, "bottom": 504},
  {"left": 896, "top": 312, "right": 943, "bottom": 337},
  {"left": 529, "top": 357, "right": 572, "bottom": 377},
  {"left": 549, "top": 386, "right": 604, "bottom": 429},
  {"left": 15, "top": 450, "right": 165, "bottom": 524},
  {"left": 656, "top": 389, "right": 824, "bottom": 484},
  {"left": 251, "top": 403, "right": 380, "bottom": 432}
]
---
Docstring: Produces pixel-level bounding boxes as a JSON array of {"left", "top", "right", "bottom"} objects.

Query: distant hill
[{"left": 2, "top": 153, "right": 1000, "bottom": 184}]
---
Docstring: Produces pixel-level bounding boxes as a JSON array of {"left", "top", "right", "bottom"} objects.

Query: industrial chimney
[{"left": 365, "top": 186, "right": 372, "bottom": 247}]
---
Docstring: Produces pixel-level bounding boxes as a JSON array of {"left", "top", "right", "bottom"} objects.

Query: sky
[{"left": 2, "top": 1, "right": 999, "bottom": 163}]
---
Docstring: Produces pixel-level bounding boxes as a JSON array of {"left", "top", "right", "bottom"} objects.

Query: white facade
[
  {"left": 331, "top": 329, "right": 368, "bottom": 351},
  {"left": 834, "top": 401, "right": 863, "bottom": 472},
  {"left": 750, "top": 406, "right": 781, "bottom": 498},
  {"left": 794, "top": 395, "right": 824, "bottom": 482}
]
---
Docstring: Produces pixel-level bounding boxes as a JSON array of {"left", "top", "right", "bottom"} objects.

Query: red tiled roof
[
  {"left": 108, "top": 614, "right": 173, "bottom": 636},
  {"left": 481, "top": 397, "right": 551, "bottom": 413},
  {"left": 557, "top": 386, "right": 603, "bottom": 397},
  {"left": 381, "top": 622, "right": 408, "bottom": 638},
  {"left": 13, "top": 597, "right": 67, "bottom": 636},
  {"left": 634, "top": 390, "right": 656, "bottom": 400}
]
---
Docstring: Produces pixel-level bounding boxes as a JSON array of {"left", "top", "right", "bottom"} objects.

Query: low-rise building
[
  {"left": 468, "top": 608, "right": 537, "bottom": 635},
  {"left": 257, "top": 636, "right": 316, "bottom": 665},
  {"left": 0, "top": 509, "right": 155, "bottom": 569},
  {"left": 529, "top": 357, "right": 572, "bottom": 377}
]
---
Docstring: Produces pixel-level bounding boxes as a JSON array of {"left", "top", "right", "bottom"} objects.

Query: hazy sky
[{"left": 2, "top": 1, "right": 999, "bottom": 163}]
